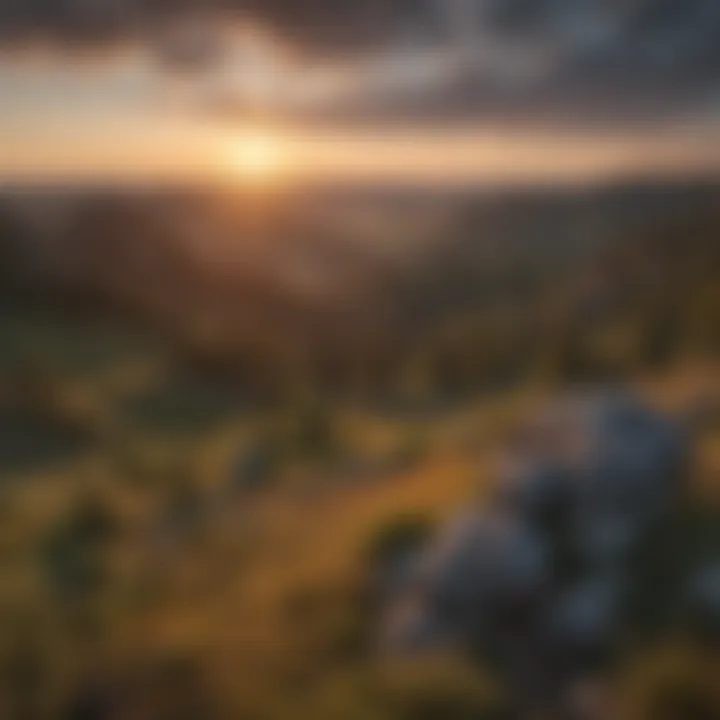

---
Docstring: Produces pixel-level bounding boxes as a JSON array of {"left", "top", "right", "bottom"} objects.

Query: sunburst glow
[{"left": 229, "top": 130, "right": 286, "bottom": 183}]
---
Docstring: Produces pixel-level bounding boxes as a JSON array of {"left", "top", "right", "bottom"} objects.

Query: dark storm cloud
[
  {"left": 0, "top": 0, "right": 718, "bottom": 121},
  {"left": 0, "top": 0, "right": 418, "bottom": 50},
  {"left": 0, "top": 0, "right": 718, "bottom": 65}
]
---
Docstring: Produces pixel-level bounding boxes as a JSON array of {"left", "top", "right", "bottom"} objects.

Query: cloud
[
  {"left": 0, "top": 0, "right": 409, "bottom": 52},
  {"left": 1, "top": 1, "right": 719, "bottom": 124},
  {"left": 0, "top": 1, "right": 716, "bottom": 63}
]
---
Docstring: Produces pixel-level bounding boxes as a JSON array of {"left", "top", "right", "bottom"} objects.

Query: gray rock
[
  {"left": 545, "top": 574, "right": 625, "bottom": 661},
  {"left": 382, "top": 509, "right": 549, "bottom": 652},
  {"left": 378, "top": 389, "right": 692, "bottom": 719},
  {"left": 686, "top": 562, "right": 720, "bottom": 638},
  {"left": 497, "top": 391, "right": 687, "bottom": 567}
]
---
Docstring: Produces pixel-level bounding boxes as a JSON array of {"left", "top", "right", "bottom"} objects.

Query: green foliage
[
  {"left": 298, "top": 659, "right": 504, "bottom": 720},
  {"left": 363, "top": 511, "right": 435, "bottom": 570},
  {"left": 41, "top": 494, "right": 121, "bottom": 602},
  {"left": 621, "top": 643, "right": 720, "bottom": 720}
]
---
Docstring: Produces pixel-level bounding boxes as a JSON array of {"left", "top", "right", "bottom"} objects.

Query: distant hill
[{"left": 1, "top": 176, "right": 718, "bottom": 392}]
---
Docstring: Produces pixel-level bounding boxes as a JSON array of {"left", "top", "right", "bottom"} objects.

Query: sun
[{"left": 230, "top": 131, "right": 286, "bottom": 183}]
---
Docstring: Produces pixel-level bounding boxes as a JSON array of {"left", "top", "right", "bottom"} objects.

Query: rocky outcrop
[{"left": 378, "top": 390, "right": 702, "bottom": 718}]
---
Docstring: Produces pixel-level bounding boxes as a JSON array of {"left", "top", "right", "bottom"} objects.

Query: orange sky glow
[{"left": 3, "top": 119, "right": 720, "bottom": 188}]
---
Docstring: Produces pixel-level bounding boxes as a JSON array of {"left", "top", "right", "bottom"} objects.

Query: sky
[{"left": 1, "top": 0, "right": 719, "bottom": 186}]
